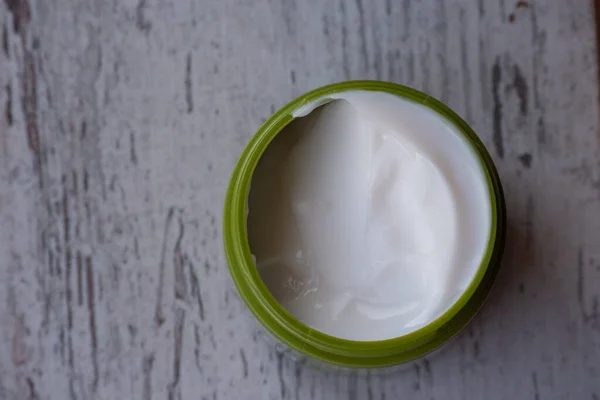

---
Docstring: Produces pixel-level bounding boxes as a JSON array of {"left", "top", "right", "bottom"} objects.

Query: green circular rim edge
[{"left": 223, "top": 80, "right": 506, "bottom": 368}]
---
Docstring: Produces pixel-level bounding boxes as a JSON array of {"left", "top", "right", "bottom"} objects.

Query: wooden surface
[{"left": 1, "top": 0, "right": 599, "bottom": 399}]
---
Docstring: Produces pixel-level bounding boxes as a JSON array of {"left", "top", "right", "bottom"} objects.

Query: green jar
[{"left": 223, "top": 81, "right": 506, "bottom": 368}]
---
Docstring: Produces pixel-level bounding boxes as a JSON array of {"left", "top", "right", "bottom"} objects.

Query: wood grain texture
[{"left": 0, "top": 0, "right": 599, "bottom": 399}]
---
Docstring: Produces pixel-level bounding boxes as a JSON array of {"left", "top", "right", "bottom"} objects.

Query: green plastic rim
[{"left": 223, "top": 81, "right": 506, "bottom": 368}]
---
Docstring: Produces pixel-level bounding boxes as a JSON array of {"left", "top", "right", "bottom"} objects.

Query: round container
[{"left": 223, "top": 81, "right": 506, "bottom": 368}]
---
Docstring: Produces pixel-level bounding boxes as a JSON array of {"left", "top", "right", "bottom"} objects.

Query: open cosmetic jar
[{"left": 224, "top": 81, "right": 505, "bottom": 368}]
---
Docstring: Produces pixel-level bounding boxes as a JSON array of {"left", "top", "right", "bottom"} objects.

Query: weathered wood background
[{"left": 1, "top": 0, "right": 599, "bottom": 399}]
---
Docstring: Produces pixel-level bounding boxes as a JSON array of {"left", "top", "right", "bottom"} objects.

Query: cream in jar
[{"left": 247, "top": 90, "right": 491, "bottom": 341}]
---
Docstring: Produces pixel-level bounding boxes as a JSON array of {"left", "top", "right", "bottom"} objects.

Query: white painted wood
[{"left": 0, "top": 0, "right": 599, "bottom": 398}]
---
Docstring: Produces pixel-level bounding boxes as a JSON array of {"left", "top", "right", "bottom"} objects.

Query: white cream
[{"left": 247, "top": 90, "right": 491, "bottom": 341}]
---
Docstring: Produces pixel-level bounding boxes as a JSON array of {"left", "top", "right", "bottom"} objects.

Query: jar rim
[{"left": 223, "top": 80, "right": 506, "bottom": 368}]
